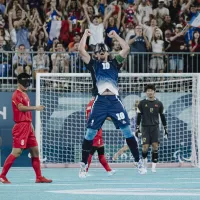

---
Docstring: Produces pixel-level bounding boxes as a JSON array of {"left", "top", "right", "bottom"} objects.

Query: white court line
[
  {"left": 46, "top": 188, "right": 200, "bottom": 196},
  {"left": 175, "top": 178, "right": 200, "bottom": 180},
  {"left": 1, "top": 182, "right": 200, "bottom": 186}
]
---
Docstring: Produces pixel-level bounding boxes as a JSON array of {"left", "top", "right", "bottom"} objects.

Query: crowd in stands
[{"left": 0, "top": 0, "right": 200, "bottom": 77}]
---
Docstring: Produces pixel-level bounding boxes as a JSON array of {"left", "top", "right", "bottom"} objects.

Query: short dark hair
[{"left": 145, "top": 84, "right": 156, "bottom": 92}]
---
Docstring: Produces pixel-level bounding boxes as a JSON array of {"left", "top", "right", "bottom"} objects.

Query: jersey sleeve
[
  {"left": 84, "top": 59, "right": 94, "bottom": 71},
  {"left": 12, "top": 93, "right": 22, "bottom": 107},
  {"left": 137, "top": 101, "right": 143, "bottom": 114},
  {"left": 159, "top": 101, "right": 164, "bottom": 114}
]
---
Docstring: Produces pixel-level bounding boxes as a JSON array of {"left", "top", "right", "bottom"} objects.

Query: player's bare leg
[
  {"left": 151, "top": 142, "right": 159, "bottom": 173},
  {"left": 142, "top": 144, "right": 149, "bottom": 173},
  {"left": 29, "top": 146, "right": 52, "bottom": 183},
  {"left": 0, "top": 148, "right": 22, "bottom": 184}
]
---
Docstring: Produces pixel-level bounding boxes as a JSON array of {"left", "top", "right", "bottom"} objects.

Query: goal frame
[{"left": 36, "top": 73, "right": 200, "bottom": 168}]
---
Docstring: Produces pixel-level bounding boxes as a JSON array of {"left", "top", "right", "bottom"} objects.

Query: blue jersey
[{"left": 85, "top": 57, "right": 122, "bottom": 95}]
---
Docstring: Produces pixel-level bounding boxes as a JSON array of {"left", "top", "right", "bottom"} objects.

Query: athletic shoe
[
  {"left": 0, "top": 176, "right": 11, "bottom": 184},
  {"left": 35, "top": 176, "right": 52, "bottom": 183},
  {"left": 136, "top": 159, "right": 147, "bottom": 174},
  {"left": 107, "top": 170, "right": 116, "bottom": 176},
  {"left": 151, "top": 168, "right": 156, "bottom": 173},
  {"left": 79, "top": 162, "right": 87, "bottom": 178}
]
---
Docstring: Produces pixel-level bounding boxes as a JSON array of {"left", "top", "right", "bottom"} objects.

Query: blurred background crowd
[{"left": 0, "top": 0, "right": 200, "bottom": 78}]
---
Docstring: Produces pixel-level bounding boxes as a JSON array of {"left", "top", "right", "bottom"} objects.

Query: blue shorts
[{"left": 87, "top": 95, "right": 130, "bottom": 130}]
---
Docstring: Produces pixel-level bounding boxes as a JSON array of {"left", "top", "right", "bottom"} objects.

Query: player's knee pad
[
  {"left": 152, "top": 150, "right": 158, "bottom": 163},
  {"left": 120, "top": 125, "right": 133, "bottom": 138},
  {"left": 85, "top": 128, "right": 98, "bottom": 140},
  {"left": 97, "top": 146, "right": 105, "bottom": 155}
]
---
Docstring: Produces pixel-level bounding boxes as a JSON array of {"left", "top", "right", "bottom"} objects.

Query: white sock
[{"left": 152, "top": 162, "right": 156, "bottom": 169}]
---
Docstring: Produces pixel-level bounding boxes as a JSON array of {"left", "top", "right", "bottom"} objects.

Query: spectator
[
  {"left": 169, "top": 0, "right": 181, "bottom": 24},
  {"left": 104, "top": 4, "right": 122, "bottom": 48},
  {"left": 13, "top": 8, "right": 32, "bottom": 49},
  {"left": 168, "top": 24, "right": 187, "bottom": 73},
  {"left": 31, "top": 23, "right": 48, "bottom": 51},
  {"left": 153, "top": 0, "right": 169, "bottom": 27},
  {"left": 68, "top": 32, "right": 81, "bottom": 51},
  {"left": 69, "top": 42, "right": 86, "bottom": 73},
  {"left": 0, "top": 0, "right": 5, "bottom": 15},
  {"left": 150, "top": 28, "right": 165, "bottom": 73},
  {"left": 12, "top": 44, "right": 32, "bottom": 75},
  {"left": 33, "top": 46, "right": 49, "bottom": 79},
  {"left": 128, "top": 25, "right": 150, "bottom": 72},
  {"left": 141, "top": 18, "right": 163, "bottom": 41},
  {"left": 137, "top": 0, "right": 153, "bottom": 24},
  {"left": 82, "top": 3, "right": 113, "bottom": 49},
  {"left": 189, "top": 30, "right": 200, "bottom": 72},
  {"left": 160, "top": 15, "right": 175, "bottom": 33},
  {"left": 51, "top": 42, "right": 69, "bottom": 73}
]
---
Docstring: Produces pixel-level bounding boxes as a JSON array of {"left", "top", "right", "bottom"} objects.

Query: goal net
[{"left": 36, "top": 73, "right": 200, "bottom": 168}]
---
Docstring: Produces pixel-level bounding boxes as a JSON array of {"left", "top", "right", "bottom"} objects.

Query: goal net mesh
[{"left": 36, "top": 73, "right": 200, "bottom": 167}]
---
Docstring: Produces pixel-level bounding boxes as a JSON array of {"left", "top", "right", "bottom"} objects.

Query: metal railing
[{"left": 0, "top": 51, "right": 199, "bottom": 91}]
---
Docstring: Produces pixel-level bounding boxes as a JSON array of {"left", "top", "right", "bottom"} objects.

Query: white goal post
[{"left": 36, "top": 73, "right": 200, "bottom": 168}]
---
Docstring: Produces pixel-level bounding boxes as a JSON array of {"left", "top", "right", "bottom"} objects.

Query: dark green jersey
[{"left": 137, "top": 98, "right": 164, "bottom": 126}]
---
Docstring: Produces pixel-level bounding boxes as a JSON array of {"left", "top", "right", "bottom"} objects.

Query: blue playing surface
[{"left": 1, "top": 167, "right": 200, "bottom": 200}]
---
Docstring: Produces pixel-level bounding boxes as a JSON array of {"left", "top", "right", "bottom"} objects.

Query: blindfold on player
[
  {"left": 17, "top": 73, "right": 31, "bottom": 90},
  {"left": 94, "top": 43, "right": 109, "bottom": 61}
]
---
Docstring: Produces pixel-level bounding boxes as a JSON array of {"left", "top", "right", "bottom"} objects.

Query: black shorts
[
  {"left": 141, "top": 126, "right": 160, "bottom": 145},
  {"left": 90, "top": 146, "right": 105, "bottom": 155}
]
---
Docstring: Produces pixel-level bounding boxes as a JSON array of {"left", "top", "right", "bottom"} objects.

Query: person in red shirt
[
  {"left": 86, "top": 97, "right": 115, "bottom": 176},
  {"left": 0, "top": 73, "right": 52, "bottom": 184}
]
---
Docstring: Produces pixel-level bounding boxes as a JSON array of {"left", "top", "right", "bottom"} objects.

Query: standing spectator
[
  {"left": 104, "top": 4, "right": 122, "bottom": 48},
  {"left": 31, "top": 23, "right": 48, "bottom": 51},
  {"left": 0, "top": 0, "right": 5, "bottom": 14},
  {"left": 160, "top": 15, "right": 175, "bottom": 33},
  {"left": 137, "top": 0, "right": 153, "bottom": 24},
  {"left": 51, "top": 42, "right": 69, "bottom": 73},
  {"left": 82, "top": 3, "right": 113, "bottom": 49},
  {"left": 33, "top": 46, "right": 49, "bottom": 80},
  {"left": 168, "top": 24, "right": 187, "bottom": 73},
  {"left": 128, "top": 25, "right": 150, "bottom": 72},
  {"left": 13, "top": 44, "right": 32, "bottom": 75},
  {"left": 169, "top": 0, "right": 181, "bottom": 24},
  {"left": 141, "top": 18, "right": 163, "bottom": 41},
  {"left": 13, "top": 8, "right": 32, "bottom": 49},
  {"left": 189, "top": 30, "right": 200, "bottom": 72},
  {"left": 68, "top": 32, "right": 81, "bottom": 51},
  {"left": 150, "top": 28, "right": 165, "bottom": 73},
  {"left": 153, "top": 0, "right": 169, "bottom": 27}
]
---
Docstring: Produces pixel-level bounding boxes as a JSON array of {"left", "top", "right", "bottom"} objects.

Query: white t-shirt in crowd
[
  {"left": 89, "top": 23, "right": 104, "bottom": 45},
  {"left": 151, "top": 40, "right": 164, "bottom": 53}
]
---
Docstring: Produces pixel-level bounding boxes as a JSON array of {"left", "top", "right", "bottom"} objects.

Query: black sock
[
  {"left": 142, "top": 151, "right": 148, "bottom": 159},
  {"left": 81, "top": 139, "right": 93, "bottom": 164},
  {"left": 126, "top": 137, "right": 139, "bottom": 162},
  {"left": 152, "top": 150, "right": 158, "bottom": 163}
]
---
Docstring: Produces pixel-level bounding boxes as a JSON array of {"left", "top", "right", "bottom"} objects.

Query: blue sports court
[{"left": 1, "top": 167, "right": 200, "bottom": 200}]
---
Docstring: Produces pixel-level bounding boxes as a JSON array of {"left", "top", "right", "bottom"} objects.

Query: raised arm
[
  {"left": 78, "top": 29, "right": 91, "bottom": 64},
  {"left": 108, "top": 30, "right": 130, "bottom": 58},
  {"left": 82, "top": 4, "right": 91, "bottom": 25}
]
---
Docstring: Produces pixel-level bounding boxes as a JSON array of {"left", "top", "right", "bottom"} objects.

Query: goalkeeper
[{"left": 136, "top": 84, "right": 168, "bottom": 173}]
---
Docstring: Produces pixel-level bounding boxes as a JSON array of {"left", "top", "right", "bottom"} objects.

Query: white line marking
[
  {"left": 46, "top": 188, "right": 200, "bottom": 196},
  {"left": 175, "top": 178, "right": 200, "bottom": 180},
  {"left": 1, "top": 182, "right": 200, "bottom": 186}
]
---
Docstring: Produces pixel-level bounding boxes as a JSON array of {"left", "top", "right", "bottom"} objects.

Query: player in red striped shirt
[
  {"left": 0, "top": 73, "right": 52, "bottom": 184},
  {"left": 86, "top": 97, "right": 115, "bottom": 176}
]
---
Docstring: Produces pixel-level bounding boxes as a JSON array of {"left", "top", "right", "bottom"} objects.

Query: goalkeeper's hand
[
  {"left": 135, "top": 126, "right": 142, "bottom": 138},
  {"left": 164, "top": 126, "right": 168, "bottom": 140}
]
